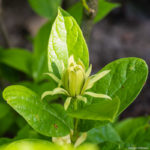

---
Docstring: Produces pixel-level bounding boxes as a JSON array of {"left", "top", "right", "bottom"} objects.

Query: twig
[
  {"left": 0, "top": 0, "right": 11, "bottom": 48},
  {"left": 81, "top": 0, "right": 95, "bottom": 14},
  {"left": 81, "top": 0, "right": 98, "bottom": 43}
]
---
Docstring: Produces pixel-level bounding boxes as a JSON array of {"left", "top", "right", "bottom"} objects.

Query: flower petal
[
  {"left": 69, "top": 55, "right": 75, "bottom": 66},
  {"left": 77, "top": 59, "right": 85, "bottom": 70},
  {"left": 64, "top": 97, "right": 72, "bottom": 110},
  {"left": 90, "top": 70, "right": 110, "bottom": 83},
  {"left": 81, "top": 78, "right": 90, "bottom": 95},
  {"left": 69, "top": 71, "right": 76, "bottom": 97},
  {"left": 41, "top": 88, "right": 69, "bottom": 99},
  {"left": 85, "top": 64, "right": 92, "bottom": 78},
  {"left": 77, "top": 96, "right": 87, "bottom": 103},
  {"left": 52, "top": 134, "right": 71, "bottom": 145},
  {"left": 44, "top": 73, "right": 61, "bottom": 84},
  {"left": 84, "top": 92, "right": 112, "bottom": 100},
  {"left": 74, "top": 132, "right": 87, "bottom": 148},
  {"left": 86, "top": 70, "right": 110, "bottom": 90},
  {"left": 41, "top": 91, "right": 53, "bottom": 100}
]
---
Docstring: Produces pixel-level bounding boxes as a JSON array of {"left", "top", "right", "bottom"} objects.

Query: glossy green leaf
[
  {"left": 0, "top": 145, "right": 6, "bottom": 150},
  {"left": 18, "top": 80, "right": 57, "bottom": 101},
  {"left": 3, "top": 85, "right": 73, "bottom": 137},
  {"left": 28, "top": 0, "right": 62, "bottom": 19},
  {"left": 32, "top": 21, "right": 53, "bottom": 82},
  {"left": 94, "top": 0, "right": 120, "bottom": 23},
  {"left": 4, "top": 139, "right": 98, "bottom": 150},
  {"left": 48, "top": 8, "right": 89, "bottom": 77},
  {"left": 0, "top": 48, "right": 32, "bottom": 76},
  {"left": 92, "top": 57, "right": 148, "bottom": 115},
  {"left": 67, "top": 2, "right": 83, "bottom": 25},
  {"left": 5, "top": 139, "right": 53, "bottom": 150},
  {"left": 68, "top": 57, "right": 148, "bottom": 124},
  {"left": 69, "top": 97, "right": 120, "bottom": 121},
  {"left": 86, "top": 124, "right": 121, "bottom": 144},
  {"left": 115, "top": 117, "right": 150, "bottom": 141}
]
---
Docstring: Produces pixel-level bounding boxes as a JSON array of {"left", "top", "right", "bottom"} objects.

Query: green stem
[
  {"left": 71, "top": 99, "right": 79, "bottom": 144},
  {"left": 74, "top": 98, "right": 78, "bottom": 110}
]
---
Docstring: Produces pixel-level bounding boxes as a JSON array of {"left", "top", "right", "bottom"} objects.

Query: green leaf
[
  {"left": 4, "top": 139, "right": 53, "bottom": 150},
  {"left": 18, "top": 80, "right": 58, "bottom": 101},
  {"left": 68, "top": 57, "right": 148, "bottom": 125},
  {"left": 28, "top": 0, "right": 62, "bottom": 19},
  {"left": 92, "top": 57, "right": 148, "bottom": 115},
  {"left": 4, "top": 139, "right": 98, "bottom": 150},
  {"left": 77, "top": 144, "right": 98, "bottom": 150},
  {"left": 126, "top": 124, "right": 150, "bottom": 147},
  {"left": 32, "top": 21, "right": 53, "bottom": 82},
  {"left": 94, "top": 0, "right": 120, "bottom": 23},
  {"left": 0, "top": 64, "right": 20, "bottom": 83},
  {"left": 0, "top": 103, "right": 10, "bottom": 119},
  {"left": 99, "top": 141, "right": 126, "bottom": 150},
  {"left": 0, "top": 48, "right": 32, "bottom": 76},
  {"left": 115, "top": 118, "right": 150, "bottom": 148},
  {"left": 48, "top": 8, "right": 89, "bottom": 77},
  {"left": 69, "top": 96, "right": 120, "bottom": 121},
  {"left": 78, "top": 120, "right": 109, "bottom": 132},
  {"left": 15, "top": 116, "right": 27, "bottom": 129},
  {"left": 0, "top": 138, "right": 12, "bottom": 150},
  {"left": 67, "top": 2, "right": 83, "bottom": 25},
  {"left": 115, "top": 117, "right": 150, "bottom": 141},
  {"left": 86, "top": 124, "right": 121, "bottom": 144},
  {"left": 15, "top": 125, "right": 49, "bottom": 141},
  {"left": 0, "top": 138, "right": 12, "bottom": 146},
  {"left": 0, "top": 112, "right": 15, "bottom": 136},
  {"left": 3, "top": 85, "right": 73, "bottom": 137}
]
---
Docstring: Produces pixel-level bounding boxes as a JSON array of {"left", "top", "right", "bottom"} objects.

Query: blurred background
[{"left": 0, "top": 0, "right": 150, "bottom": 138}]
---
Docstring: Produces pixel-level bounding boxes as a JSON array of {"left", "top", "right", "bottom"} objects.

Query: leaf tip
[{"left": 57, "top": 7, "right": 70, "bottom": 18}]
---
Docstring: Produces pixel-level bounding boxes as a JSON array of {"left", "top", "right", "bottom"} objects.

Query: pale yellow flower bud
[
  {"left": 75, "top": 67, "right": 85, "bottom": 95},
  {"left": 62, "top": 56, "right": 85, "bottom": 97},
  {"left": 42, "top": 55, "right": 111, "bottom": 111}
]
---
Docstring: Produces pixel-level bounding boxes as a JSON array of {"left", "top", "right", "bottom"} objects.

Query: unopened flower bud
[
  {"left": 42, "top": 55, "right": 111, "bottom": 111},
  {"left": 62, "top": 56, "right": 85, "bottom": 97}
]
